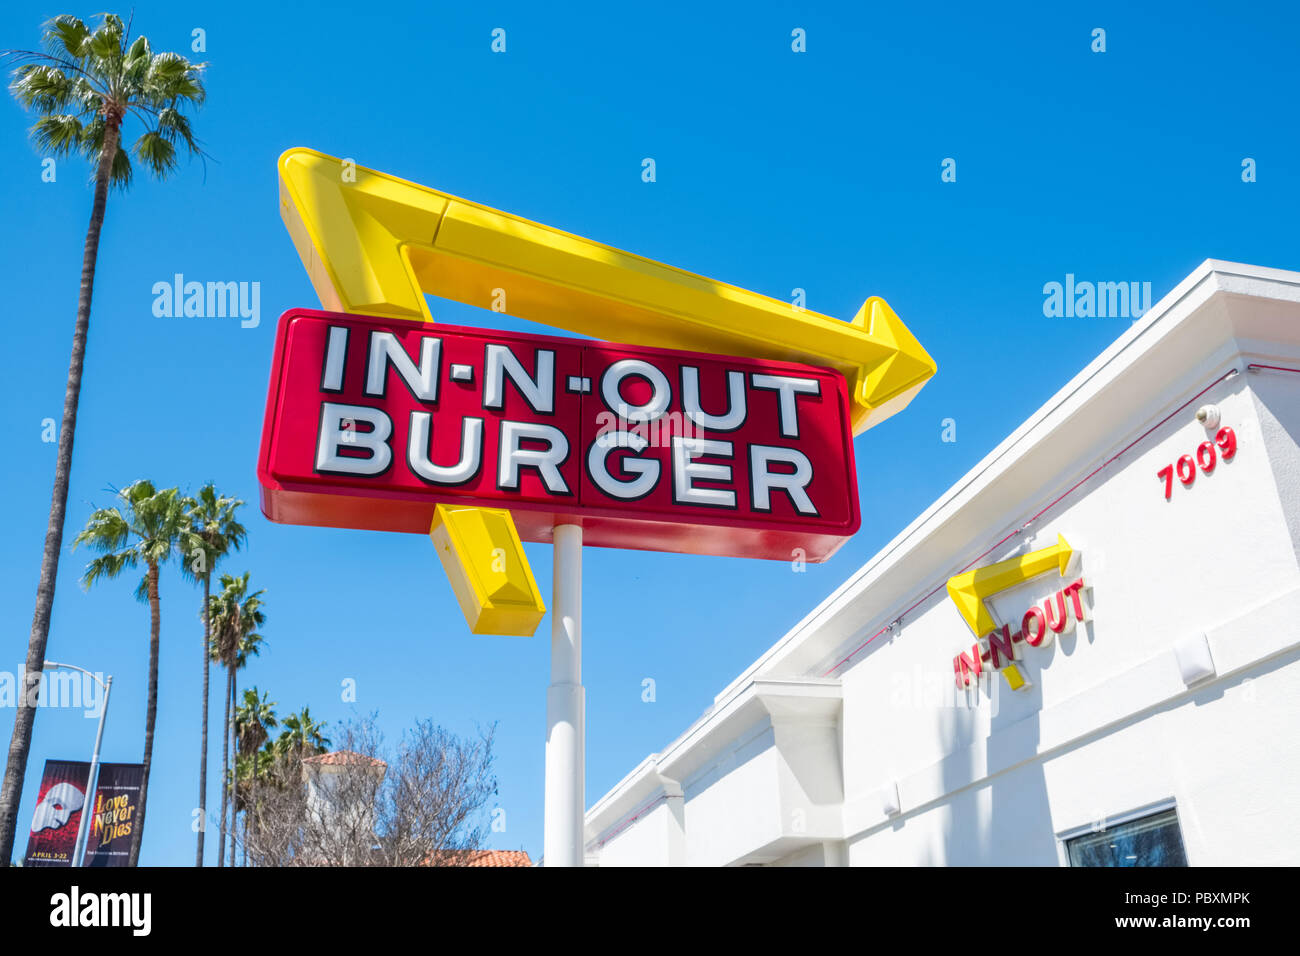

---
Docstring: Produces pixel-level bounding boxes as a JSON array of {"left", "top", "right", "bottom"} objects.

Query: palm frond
[
  {"left": 132, "top": 128, "right": 176, "bottom": 178},
  {"left": 30, "top": 113, "right": 85, "bottom": 157},
  {"left": 45, "top": 15, "right": 90, "bottom": 60},
  {"left": 73, "top": 507, "right": 130, "bottom": 553},
  {"left": 85, "top": 15, "right": 125, "bottom": 65},
  {"left": 9, "top": 64, "right": 74, "bottom": 112},
  {"left": 142, "top": 51, "right": 206, "bottom": 106},
  {"left": 81, "top": 550, "right": 138, "bottom": 589},
  {"left": 155, "top": 107, "right": 197, "bottom": 152},
  {"left": 122, "top": 35, "right": 150, "bottom": 87}
]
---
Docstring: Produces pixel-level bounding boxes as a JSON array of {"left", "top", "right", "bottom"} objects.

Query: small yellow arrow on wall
[{"left": 947, "top": 534, "right": 1074, "bottom": 637}]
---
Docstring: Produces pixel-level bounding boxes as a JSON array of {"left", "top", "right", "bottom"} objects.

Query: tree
[
  {"left": 275, "top": 707, "right": 331, "bottom": 762},
  {"left": 240, "top": 714, "right": 497, "bottom": 867},
  {"left": 208, "top": 572, "right": 265, "bottom": 867},
  {"left": 181, "top": 485, "right": 245, "bottom": 867},
  {"left": 236, "top": 689, "right": 278, "bottom": 764},
  {"left": 0, "top": 13, "right": 205, "bottom": 864},
  {"left": 233, "top": 688, "right": 276, "bottom": 866},
  {"left": 208, "top": 574, "right": 263, "bottom": 868},
  {"left": 72, "top": 479, "right": 189, "bottom": 866}
]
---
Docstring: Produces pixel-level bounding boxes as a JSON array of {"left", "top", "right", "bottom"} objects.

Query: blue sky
[{"left": 1, "top": 1, "right": 1297, "bottom": 865}]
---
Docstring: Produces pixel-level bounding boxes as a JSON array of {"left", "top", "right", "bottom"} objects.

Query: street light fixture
[{"left": 42, "top": 661, "right": 112, "bottom": 868}]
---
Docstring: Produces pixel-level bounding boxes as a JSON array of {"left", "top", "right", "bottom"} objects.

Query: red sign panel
[{"left": 257, "top": 309, "right": 860, "bottom": 561}]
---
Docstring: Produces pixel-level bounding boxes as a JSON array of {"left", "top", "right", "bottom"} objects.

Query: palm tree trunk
[
  {"left": 0, "top": 118, "right": 121, "bottom": 866},
  {"left": 196, "top": 574, "right": 211, "bottom": 866},
  {"left": 229, "top": 670, "right": 237, "bottom": 867},
  {"left": 128, "top": 559, "right": 161, "bottom": 867},
  {"left": 218, "top": 667, "right": 231, "bottom": 867}
]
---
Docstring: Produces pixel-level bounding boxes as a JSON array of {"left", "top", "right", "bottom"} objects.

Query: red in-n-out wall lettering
[{"left": 954, "top": 578, "right": 1088, "bottom": 689}]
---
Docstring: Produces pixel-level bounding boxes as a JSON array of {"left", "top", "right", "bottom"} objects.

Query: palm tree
[
  {"left": 0, "top": 13, "right": 205, "bottom": 864},
  {"left": 208, "top": 573, "right": 265, "bottom": 867},
  {"left": 72, "top": 479, "right": 189, "bottom": 866},
  {"left": 275, "top": 708, "right": 332, "bottom": 761},
  {"left": 231, "top": 751, "right": 260, "bottom": 867},
  {"left": 181, "top": 485, "right": 245, "bottom": 866},
  {"left": 236, "top": 689, "right": 278, "bottom": 760},
  {"left": 233, "top": 689, "right": 276, "bottom": 866}
]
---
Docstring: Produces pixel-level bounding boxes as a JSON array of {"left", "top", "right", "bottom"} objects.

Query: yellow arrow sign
[
  {"left": 277, "top": 147, "right": 937, "bottom": 436},
  {"left": 276, "top": 147, "right": 937, "bottom": 636},
  {"left": 947, "top": 535, "right": 1074, "bottom": 637}
]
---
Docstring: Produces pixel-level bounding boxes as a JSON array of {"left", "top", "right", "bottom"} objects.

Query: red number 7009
[{"left": 1158, "top": 427, "right": 1237, "bottom": 499}]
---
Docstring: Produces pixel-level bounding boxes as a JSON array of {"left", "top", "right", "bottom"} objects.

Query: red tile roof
[
  {"left": 465, "top": 850, "right": 532, "bottom": 868},
  {"left": 302, "top": 749, "right": 387, "bottom": 767},
  {"left": 424, "top": 849, "right": 533, "bottom": 867}
]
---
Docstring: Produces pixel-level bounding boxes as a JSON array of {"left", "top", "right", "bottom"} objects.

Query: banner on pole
[
  {"left": 82, "top": 762, "right": 144, "bottom": 867},
  {"left": 23, "top": 760, "right": 90, "bottom": 866}
]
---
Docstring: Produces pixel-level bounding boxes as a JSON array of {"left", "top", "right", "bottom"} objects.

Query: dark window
[{"left": 1066, "top": 808, "right": 1187, "bottom": 867}]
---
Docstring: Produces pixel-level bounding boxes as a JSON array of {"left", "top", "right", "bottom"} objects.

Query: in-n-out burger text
[
  {"left": 954, "top": 578, "right": 1089, "bottom": 690},
  {"left": 258, "top": 310, "right": 860, "bottom": 561}
]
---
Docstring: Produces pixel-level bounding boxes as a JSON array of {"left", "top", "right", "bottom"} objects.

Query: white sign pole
[{"left": 543, "top": 523, "right": 584, "bottom": 866}]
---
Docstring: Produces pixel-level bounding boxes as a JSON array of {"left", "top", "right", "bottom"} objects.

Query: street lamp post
[{"left": 43, "top": 661, "right": 112, "bottom": 868}]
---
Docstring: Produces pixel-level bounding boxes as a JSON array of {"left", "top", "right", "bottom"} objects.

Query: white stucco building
[{"left": 583, "top": 260, "right": 1300, "bottom": 866}]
